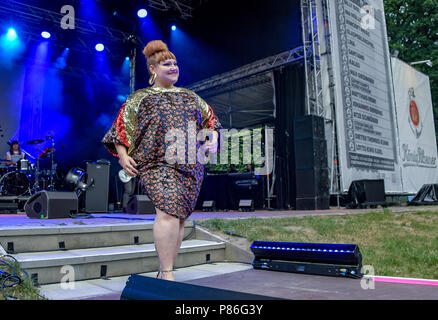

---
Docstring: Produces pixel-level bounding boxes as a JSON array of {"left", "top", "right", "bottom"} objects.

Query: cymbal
[{"left": 27, "top": 139, "right": 44, "bottom": 145}]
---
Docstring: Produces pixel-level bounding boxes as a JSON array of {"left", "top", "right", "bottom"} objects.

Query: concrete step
[
  {"left": 0, "top": 221, "right": 194, "bottom": 253},
  {"left": 13, "top": 239, "right": 226, "bottom": 285}
]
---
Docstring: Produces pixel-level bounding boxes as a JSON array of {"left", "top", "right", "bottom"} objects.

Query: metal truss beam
[
  {"left": 0, "top": 0, "right": 142, "bottom": 59},
  {"left": 187, "top": 45, "right": 307, "bottom": 93},
  {"left": 301, "top": 0, "right": 341, "bottom": 196},
  {"left": 148, "top": 0, "right": 206, "bottom": 19}
]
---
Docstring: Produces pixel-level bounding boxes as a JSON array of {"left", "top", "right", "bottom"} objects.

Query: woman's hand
[{"left": 118, "top": 155, "right": 139, "bottom": 177}]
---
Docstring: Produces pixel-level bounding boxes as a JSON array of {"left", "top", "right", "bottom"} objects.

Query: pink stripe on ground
[{"left": 373, "top": 277, "right": 438, "bottom": 286}]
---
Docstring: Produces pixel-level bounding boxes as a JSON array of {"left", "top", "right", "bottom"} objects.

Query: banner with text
[
  {"left": 391, "top": 57, "right": 438, "bottom": 193},
  {"left": 328, "top": 0, "right": 402, "bottom": 193}
]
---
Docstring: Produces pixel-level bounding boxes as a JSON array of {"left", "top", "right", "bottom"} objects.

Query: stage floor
[
  {"left": 2, "top": 207, "right": 437, "bottom": 300},
  {"left": 185, "top": 268, "right": 438, "bottom": 300},
  {"left": 2, "top": 205, "right": 437, "bottom": 229}
]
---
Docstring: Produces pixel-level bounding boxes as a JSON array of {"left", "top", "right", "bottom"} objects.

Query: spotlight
[
  {"left": 125, "top": 56, "right": 130, "bottom": 61},
  {"left": 41, "top": 31, "right": 51, "bottom": 39},
  {"left": 95, "top": 43, "right": 105, "bottom": 52},
  {"left": 6, "top": 28, "right": 17, "bottom": 41},
  {"left": 137, "top": 9, "right": 148, "bottom": 18},
  {"left": 65, "top": 168, "right": 94, "bottom": 192},
  {"left": 171, "top": 25, "right": 177, "bottom": 31}
]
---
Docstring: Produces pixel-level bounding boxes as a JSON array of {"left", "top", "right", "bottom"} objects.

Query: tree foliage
[{"left": 384, "top": 0, "right": 438, "bottom": 139}]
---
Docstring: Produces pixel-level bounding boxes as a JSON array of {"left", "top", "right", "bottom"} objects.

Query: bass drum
[{"left": 0, "top": 171, "right": 31, "bottom": 196}]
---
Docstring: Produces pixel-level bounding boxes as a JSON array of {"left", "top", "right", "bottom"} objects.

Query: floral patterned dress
[{"left": 102, "top": 87, "right": 221, "bottom": 220}]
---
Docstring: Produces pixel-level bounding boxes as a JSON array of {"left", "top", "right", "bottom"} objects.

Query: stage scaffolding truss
[
  {"left": 301, "top": 0, "right": 341, "bottom": 198},
  {"left": 147, "top": 0, "right": 207, "bottom": 19},
  {"left": 0, "top": 0, "right": 142, "bottom": 58}
]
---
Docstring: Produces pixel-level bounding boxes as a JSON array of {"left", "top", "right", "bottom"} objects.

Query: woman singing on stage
[{"left": 102, "top": 40, "right": 221, "bottom": 281}]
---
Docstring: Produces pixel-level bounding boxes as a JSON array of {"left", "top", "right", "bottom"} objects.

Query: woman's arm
[{"left": 115, "top": 144, "right": 139, "bottom": 177}]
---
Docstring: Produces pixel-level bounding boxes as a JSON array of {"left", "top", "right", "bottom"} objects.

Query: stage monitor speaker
[
  {"left": 85, "top": 162, "right": 110, "bottom": 213},
  {"left": 126, "top": 195, "right": 155, "bottom": 214},
  {"left": 347, "top": 179, "right": 386, "bottom": 208},
  {"left": 24, "top": 191, "right": 78, "bottom": 219},
  {"left": 120, "top": 274, "right": 277, "bottom": 300},
  {"left": 408, "top": 184, "right": 438, "bottom": 205},
  {"left": 294, "top": 115, "right": 325, "bottom": 140},
  {"left": 295, "top": 167, "right": 329, "bottom": 198}
]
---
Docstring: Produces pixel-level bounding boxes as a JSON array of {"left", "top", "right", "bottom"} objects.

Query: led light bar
[{"left": 250, "top": 241, "right": 362, "bottom": 267}]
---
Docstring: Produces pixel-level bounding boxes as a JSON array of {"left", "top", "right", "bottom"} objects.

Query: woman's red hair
[{"left": 143, "top": 40, "right": 176, "bottom": 72}]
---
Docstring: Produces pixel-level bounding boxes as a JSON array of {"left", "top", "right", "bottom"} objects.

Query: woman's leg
[
  {"left": 153, "top": 208, "right": 180, "bottom": 281},
  {"left": 173, "top": 220, "right": 186, "bottom": 266}
]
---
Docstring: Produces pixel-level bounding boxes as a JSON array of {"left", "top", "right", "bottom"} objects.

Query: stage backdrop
[
  {"left": 391, "top": 57, "right": 438, "bottom": 193},
  {"left": 328, "top": 0, "right": 403, "bottom": 193}
]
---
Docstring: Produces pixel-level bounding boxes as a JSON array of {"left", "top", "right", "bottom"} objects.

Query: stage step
[
  {"left": 13, "top": 239, "right": 226, "bottom": 285},
  {"left": 0, "top": 221, "right": 194, "bottom": 253}
]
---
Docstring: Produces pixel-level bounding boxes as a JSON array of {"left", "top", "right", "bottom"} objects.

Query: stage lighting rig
[{"left": 251, "top": 241, "right": 363, "bottom": 279}]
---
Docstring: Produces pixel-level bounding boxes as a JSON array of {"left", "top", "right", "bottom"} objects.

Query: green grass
[
  {"left": 198, "top": 209, "right": 438, "bottom": 279},
  {"left": 0, "top": 256, "right": 46, "bottom": 300}
]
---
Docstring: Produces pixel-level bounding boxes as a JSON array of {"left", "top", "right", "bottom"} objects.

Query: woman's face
[
  {"left": 12, "top": 143, "right": 19, "bottom": 151},
  {"left": 150, "top": 59, "right": 179, "bottom": 87}
]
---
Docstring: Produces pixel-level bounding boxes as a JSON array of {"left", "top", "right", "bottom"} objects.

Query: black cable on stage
[{"left": 0, "top": 255, "right": 28, "bottom": 300}]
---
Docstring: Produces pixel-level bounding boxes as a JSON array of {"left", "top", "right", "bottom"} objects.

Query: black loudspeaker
[
  {"left": 295, "top": 168, "right": 329, "bottom": 198},
  {"left": 294, "top": 115, "right": 329, "bottom": 210},
  {"left": 24, "top": 191, "right": 78, "bottom": 219},
  {"left": 126, "top": 195, "right": 155, "bottom": 214},
  {"left": 347, "top": 179, "right": 386, "bottom": 208},
  {"left": 408, "top": 184, "right": 438, "bottom": 205},
  {"left": 294, "top": 115, "right": 325, "bottom": 139},
  {"left": 296, "top": 196, "right": 330, "bottom": 210},
  {"left": 294, "top": 137, "right": 328, "bottom": 169},
  {"left": 121, "top": 274, "right": 277, "bottom": 300},
  {"left": 85, "top": 162, "right": 110, "bottom": 213}
]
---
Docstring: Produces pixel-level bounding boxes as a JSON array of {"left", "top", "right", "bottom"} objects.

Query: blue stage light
[
  {"left": 41, "top": 31, "right": 51, "bottom": 39},
  {"left": 95, "top": 43, "right": 104, "bottom": 52},
  {"left": 171, "top": 25, "right": 177, "bottom": 31},
  {"left": 137, "top": 9, "right": 148, "bottom": 18},
  {"left": 6, "top": 28, "right": 17, "bottom": 41},
  {"left": 125, "top": 56, "right": 130, "bottom": 61},
  {"left": 250, "top": 240, "right": 363, "bottom": 278}
]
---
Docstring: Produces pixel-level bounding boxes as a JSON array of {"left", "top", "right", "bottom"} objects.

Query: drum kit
[{"left": 0, "top": 137, "right": 61, "bottom": 197}]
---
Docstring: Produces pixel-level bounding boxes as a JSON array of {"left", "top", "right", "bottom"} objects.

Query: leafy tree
[{"left": 384, "top": 0, "right": 438, "bottom": 141}]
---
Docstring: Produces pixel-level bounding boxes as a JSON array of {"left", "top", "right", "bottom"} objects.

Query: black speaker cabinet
[
  {"left": 294, "top": 137, "right": 328, "bottom": 169},
  {"left": 126, "top": 195, "right": 155, "bottom": 214},
  {"left": 24, "top": 191, "right": 78, "bottom": 219},
  {"left": 295, "top": 167, "right": 329, "bottom": 198},
  {"left": 294, "top": 115, "right": 325, "bottom": 139},
  {"left": 85, "top": 162, "right": 110, "bottom": 213},
  {"left": 347, "top": 179, "right": 386, "bottom": 208},
  {"left": 296, "top": 196, "right": 330, "bottom": 210}
]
